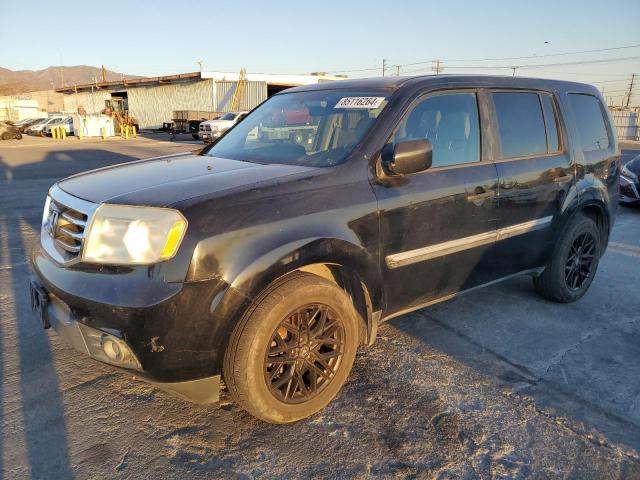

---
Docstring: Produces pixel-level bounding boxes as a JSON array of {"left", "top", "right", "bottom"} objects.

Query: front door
[{"left": 372, "top": 91, "right": 499, "bottom": 317}]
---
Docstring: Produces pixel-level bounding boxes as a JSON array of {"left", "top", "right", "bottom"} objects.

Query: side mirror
[{"left": 383, "top": 139, "right": 432, "bottom": 175}]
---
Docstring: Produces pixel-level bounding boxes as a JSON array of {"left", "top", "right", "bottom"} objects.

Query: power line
[
  {"left": 396, "top": 43, "right": 640, "bottom": 68},
  {"left": 398, "top": 55, "right": 640, "bottom": 76},
  {"left": 325, "top": 43, "right": 640, "bottom": 77}
]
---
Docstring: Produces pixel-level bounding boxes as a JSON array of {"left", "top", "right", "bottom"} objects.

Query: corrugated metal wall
[
  {"left": 127, "top": 80, "right": 214, "bottom": 129},
  {"left": 63, "top": 90, "right": 112, "bottom": 115},
  {"left": 59, "top": 79, "right": 268, "bottom": 129},
  {"left": 611, "top": 109, "right": 639, "bottom": 141},
  {"left": 214, "top": 81, "right": 267, "bottom": 112}
]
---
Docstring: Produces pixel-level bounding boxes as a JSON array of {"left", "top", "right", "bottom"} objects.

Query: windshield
[
  {"left": 220, "top": 113, "right": 237, "bottom": 121},
  {"left": 204, "top": 90, "right": 389, "bottom": 167}
]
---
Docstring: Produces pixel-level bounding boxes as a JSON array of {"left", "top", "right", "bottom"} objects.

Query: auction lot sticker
[{"left": 334, "top": 97, "right": 386, "bottom": 109}]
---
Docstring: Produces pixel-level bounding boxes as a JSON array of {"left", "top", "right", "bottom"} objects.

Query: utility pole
[
  {"left": 510, "top": 66, "right": 518, "bottom": 76},
  {"left": 625, "top": 74, "right": 635, "bottom": 108},
  {"left": 197, "top": 60, "right": 203, "bottom": 72},
  {"left": 382, "top": 58, "right": 387, "bottom": 77},
  {"left": 101, "top": 65, "right": 107, "bottom": 82},
  {"left": 395, "top": 65, "right": 400, "bottom": 76},
  {"left": 432, "top": 60, "right": 443, "bottom": 75}
]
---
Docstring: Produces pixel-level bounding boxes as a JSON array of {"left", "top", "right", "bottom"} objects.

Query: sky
[{"left": 1, "top": 0, "right": 639, "bottom": 103}]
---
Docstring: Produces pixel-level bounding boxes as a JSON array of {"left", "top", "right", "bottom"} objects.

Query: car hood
[{"left": 57, "top": 152, "right": 318, "bottom": 206}]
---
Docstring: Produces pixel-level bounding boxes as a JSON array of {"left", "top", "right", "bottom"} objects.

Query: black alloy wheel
[
  {"left": 264, "top": 304, "right": 345, "bottom": 404},
  {"left": 564, "top": 232, "right": 596, "bottom": 291},
  {"left": 533, "top": 213, "right": 601, "bottom": 303}
]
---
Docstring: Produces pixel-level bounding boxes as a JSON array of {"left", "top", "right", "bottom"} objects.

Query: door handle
[
  {"left": 467, "top": 187, "right": 495, "bottom": 205},
  {"left": 553, "top": 174, "right": 573, "bottom": 183}
]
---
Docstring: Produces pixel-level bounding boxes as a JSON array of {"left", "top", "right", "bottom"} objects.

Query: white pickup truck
[{"left": 198, "top": 111, "right": 248, "bottom": 142}]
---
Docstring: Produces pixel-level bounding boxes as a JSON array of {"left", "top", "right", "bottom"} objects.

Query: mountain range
[{"left": 0, "top": 65, "right": 139, "bottom": 95}]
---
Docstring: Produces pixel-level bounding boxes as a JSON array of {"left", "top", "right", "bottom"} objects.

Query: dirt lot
[{"left": 0, "top": 135, "right": 639, "bottom": 479}]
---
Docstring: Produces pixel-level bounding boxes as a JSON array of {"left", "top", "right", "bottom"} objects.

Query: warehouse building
[{"left": 56, "top": 71, "right": 345, "bottom": 129}]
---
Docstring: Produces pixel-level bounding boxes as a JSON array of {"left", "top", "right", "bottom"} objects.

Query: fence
[{"left": 610, "top": 109, "right": 639, "bottom": 141}]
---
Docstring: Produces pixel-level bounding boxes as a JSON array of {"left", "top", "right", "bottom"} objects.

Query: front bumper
[
  {"left": 198, "top": 131, "right": 222, "bottom": 142},
  {"left": 31, "top": 249, "right": 229, "bottom": 402}
]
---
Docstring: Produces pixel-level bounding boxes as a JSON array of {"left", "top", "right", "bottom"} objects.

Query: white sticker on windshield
[{"left": 334, "top": 97, "right": 385, "bottom": 109}]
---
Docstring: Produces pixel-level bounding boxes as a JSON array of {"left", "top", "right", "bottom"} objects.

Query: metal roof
[{"left": 56, "top": 71, "right": 347, "bottom": 94}]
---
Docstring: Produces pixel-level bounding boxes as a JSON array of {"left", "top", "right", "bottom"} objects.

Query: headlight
[
  {"left": 83, "top": 204, "right": 187, "bottom": 265},
  {"left": 621, "top": 164, "right": 637, "bottom": 180}
]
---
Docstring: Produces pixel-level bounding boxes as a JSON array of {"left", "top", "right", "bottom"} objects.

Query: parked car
[
  {"left": 43, "top": 116, "right": 74, "bottom": 137},
  {"left": 0, "top": 122, "right": 22, "bottom": 140},
  {"left": 11, "top": 118, "right": 35, "bottom": 128},
  {"left": 17, "top": 118, "right": 46, "bottom": 133},
  {"left": 26, "top": 115, "right": 65, "bottom": 136},
  {"left": 31, "top": 75, "right": 618, "bottom": 423},
  {"left": 619, "top": 153, "right": 640, "bottom": 205},
  {"left": 198, "top": 111, "right": 248, "bottom": 142}
]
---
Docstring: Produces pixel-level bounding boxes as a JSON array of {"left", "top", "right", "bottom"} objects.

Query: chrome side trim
[
  {"left": 496, "top": 216, "right": 553, "bottom": 241},
  {"left": 386, "top": 216, "right": 553, "bottom": 269},
  {"left": 386, "top": 231, "right": 495, "bottom": 269}
]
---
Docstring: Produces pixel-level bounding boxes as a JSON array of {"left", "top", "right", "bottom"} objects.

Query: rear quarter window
[
  {"left": 492, "top": 92, "right": 547, "bottom": 158},
  {"left": 568, "top": 94, "right": 610, "bottom": 152}
]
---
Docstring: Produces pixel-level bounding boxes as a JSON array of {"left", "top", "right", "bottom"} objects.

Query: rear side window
[
  {"left": 568, "top": 94, "right": 610, "bottom": 152},
  {"left": 492, "top": 92, "right": 547, "bottom": 158},
  {"left": 540, "top": 94, "right": 560, "bottom": 152}
]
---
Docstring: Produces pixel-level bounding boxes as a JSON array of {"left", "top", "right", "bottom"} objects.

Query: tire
[
  {"left": 14, "top": 132, "right": 22, "bottom": 140},
  {"left": 533, "top": 213, "right": 601, "bottom": 303},
  {"left": 224, "top": 273, "right": 360, "bottom": 423},
  {"left": 0, "top": 132, "right": 11, "bottom": 140}
]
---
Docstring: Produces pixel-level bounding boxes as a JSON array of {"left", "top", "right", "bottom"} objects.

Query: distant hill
[{"left": 0, "top": 65, "right": 141, "bottom": 95}]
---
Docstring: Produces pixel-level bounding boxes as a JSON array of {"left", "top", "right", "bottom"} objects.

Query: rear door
[{"left": 490, "top": 90, "right": 574, "bottom": 275}]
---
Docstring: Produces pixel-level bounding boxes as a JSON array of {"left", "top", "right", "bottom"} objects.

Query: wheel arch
[
  {"left": 209, "top": 237, "right": 383, "bottom": 351},
  {"left": 560, "top": 192, "right": 611, "bottom": 254}
]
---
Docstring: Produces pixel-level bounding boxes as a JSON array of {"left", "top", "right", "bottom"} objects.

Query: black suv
[{"left": 31, "top": 76, "right": 619, "bottom": 423}]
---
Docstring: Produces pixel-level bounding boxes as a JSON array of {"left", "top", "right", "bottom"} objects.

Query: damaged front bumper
[{"left": 30, "top": 250, "right": 228, "bottom": 404}]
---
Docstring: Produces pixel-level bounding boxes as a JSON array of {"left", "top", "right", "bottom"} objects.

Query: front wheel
[
  {"left": 533, "top": 213, "right": 601, "bottom": 303},
  {"left": 224, "top": 273, "right": 360, "bottom": 423}
]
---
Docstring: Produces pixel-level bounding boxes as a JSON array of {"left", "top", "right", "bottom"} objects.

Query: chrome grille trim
[
  {"left": 61, "top": 211, "right": 87, "bottom": 228},
  {"left": 41, "top": 184, "right": 98, "bottom": 265}
]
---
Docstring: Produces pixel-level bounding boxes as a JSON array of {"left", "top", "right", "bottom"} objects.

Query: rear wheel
[
  {"left": 224, "top": 273, "right": 359, "bottom": 423},
  {"left": 533, "top": 214, "right": 601, "bottom": 303}
]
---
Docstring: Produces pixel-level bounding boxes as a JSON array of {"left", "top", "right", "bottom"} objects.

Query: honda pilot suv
[{"left": 31, "top": 76, "right": 619, "bottom": 423}]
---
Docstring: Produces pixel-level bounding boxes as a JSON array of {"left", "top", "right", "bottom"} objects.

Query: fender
[{"left": 557, "top": 184, "right": 613, "bottom": 254}]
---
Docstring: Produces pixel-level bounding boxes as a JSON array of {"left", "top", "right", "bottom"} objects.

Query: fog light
[{"left": 102, "top": 337, "right": 124, "bottom": 362}]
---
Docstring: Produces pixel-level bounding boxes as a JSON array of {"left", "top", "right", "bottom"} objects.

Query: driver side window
[{"left": 395, "top": 92, "right": 480, "bottom": 168}]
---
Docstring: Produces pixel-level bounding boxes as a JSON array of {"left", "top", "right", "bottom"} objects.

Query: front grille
[
  {"left": 201, "top": 124, "right": 211, "bottom": 132},
  {"left": 50, "top": 200, "right": 87, "bottom": 255},
  {"left": 42, "top": 186, "right": 96, "bottom": 264}
]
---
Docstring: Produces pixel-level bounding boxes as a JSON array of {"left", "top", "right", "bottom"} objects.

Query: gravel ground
[{"left": 0, "top": 135, "right": 639, "bottom": 479}]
